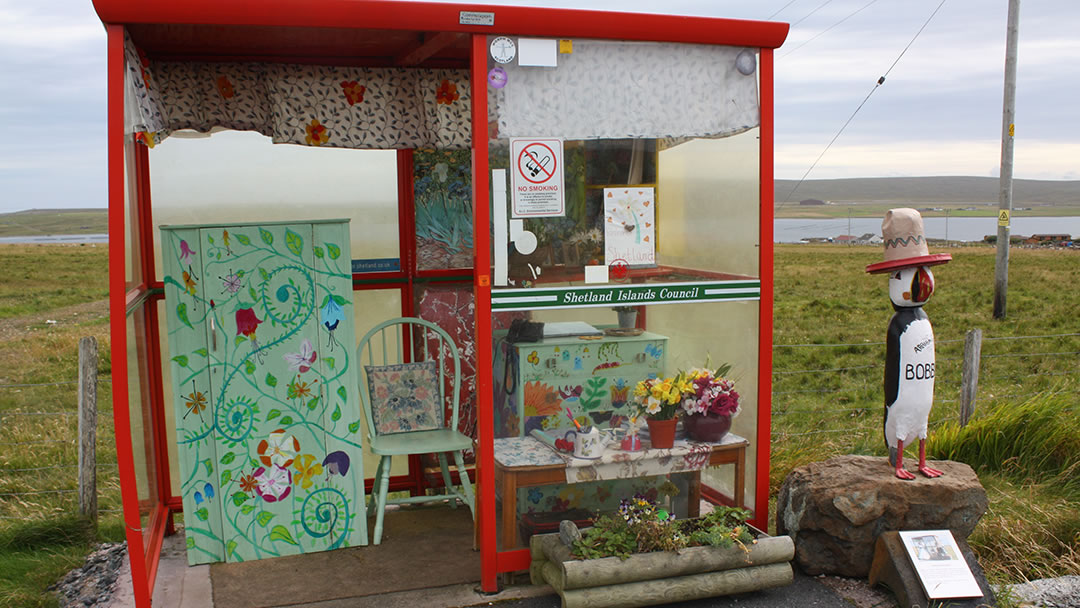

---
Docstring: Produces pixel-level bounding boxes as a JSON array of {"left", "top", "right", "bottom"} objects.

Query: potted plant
[
  {"left": 679, "top": 364, "right": 740, "bottom": 443},
  {"left": 529, "top": 495, "right": 794, "bottom": 608},
  {"left": 612, "top": 305, "right": 638, "bottom": 329},
  {"left": 631, "top": 375, "right": 685, "bottom": 448}
]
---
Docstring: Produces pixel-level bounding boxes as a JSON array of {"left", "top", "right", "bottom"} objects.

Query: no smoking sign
[{"left": 510, "top": 137, "right": 565, "bottom": 218}]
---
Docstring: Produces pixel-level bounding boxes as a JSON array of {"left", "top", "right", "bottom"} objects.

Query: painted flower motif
[
  {"left": 235, "top": 307, "right": 262, "bottom": 338},
  {"left": 216, "top": 75, "right": 235, "bottom": 99},
  {"left": 238, "top": 473, "right": 258, "bottom": 493},
  {"left": 523, "top": 381, "right": 561, "bottom": 416},
  {"left": 527, "top": 351, "right": 539, "bottom": 365},
  {"left": 179, "top": 240, "right": 196, "bottom": 265},
  {"left": 253, "top": 465, "right": 292, "bottom": 502},
  {"left": 340, "top": 80, "right": 366, "bottom": 105},
  {"left": 322, "top": 451, "right": 350, "bottom": 478},
  {"left": 220, "top": 271, "right": 242, "bottom": 294},
  {"left": 286, "top": 377, "right": 317, "bottom": 400},
  {"left": 321, "top": 297, "right": 344, "bottom": 332},
  {"left": 283, "top": 338, "right": 318, "bottom": 373},
  {"left": 293, "top": 454, "right": 324, "bottom": 490},
  {"left": 436, "top": 79, "right": 460, "bottom": 105},
  {"left": 305, "top": 118, "right": 330, "bottom": 146},
  {"left": 257, "top": 429, "right": 300, "bottom": 468}
]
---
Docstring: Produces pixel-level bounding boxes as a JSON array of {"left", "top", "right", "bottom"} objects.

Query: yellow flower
[{"left": 293, "top": 454, "right": 324, "bottom": 490}]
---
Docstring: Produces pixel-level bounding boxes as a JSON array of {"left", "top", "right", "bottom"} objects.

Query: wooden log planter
[{"left": 529, "top": 527, "right": 795, "bottom": 608}]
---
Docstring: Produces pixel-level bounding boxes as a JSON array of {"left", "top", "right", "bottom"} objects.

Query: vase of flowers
[
  {"left": 632, "top": 375, "right": 685, "bottom": 449},
  {"left": 679, "top": 366, "right": 740, "bottom": 443}
]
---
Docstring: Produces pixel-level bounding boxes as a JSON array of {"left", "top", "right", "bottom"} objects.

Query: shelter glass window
[{"left": 485, "top": 37, "right": 763, "bottom": 545}]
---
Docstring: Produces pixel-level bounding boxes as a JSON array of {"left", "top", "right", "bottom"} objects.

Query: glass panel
[
  {"left": 124, "top": 136, "right": 143, "bottom": 290},
  {"left": 484, "top": 37, "right": 764, "bottom": 547},
  {"left": 149, "top": 131, "right": 399, "bottom": 280},
  {"left": 413, "top": 149, "right": 473, "bottom": 271},
  {"left": 158, "top": 298, "right": 181, "bottom": 498},
  {"left": 351, "top": 288, "right": 408, "bottom": 478},
  {"left": 127, "top": 306, "right": 159, "bottom": 548}
]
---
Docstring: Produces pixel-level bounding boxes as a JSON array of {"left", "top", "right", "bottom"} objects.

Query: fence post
[
  {"left": 78, "top": 336, "right": 98, "bottom": 525},
  {"left": 959, "top": 328, "right": 982, "bottom": 427}
]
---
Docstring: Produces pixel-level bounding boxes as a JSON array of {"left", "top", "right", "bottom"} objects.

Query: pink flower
[
  {"left": 283, "top": 339, "right": 317, "bottom": 373},
  {"left": 253, "top": 465, "right": 292, "bottom": 502},
  {"left": 179, "top": 240, "right": 196, "bottom": 265},
  {"left": 235, "top": 307, "right": 262, "bottom": 338}
]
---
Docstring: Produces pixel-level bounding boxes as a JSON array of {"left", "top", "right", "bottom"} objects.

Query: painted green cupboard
[{"left": 161, "top": 220, "right": 367, "bottom": 565}]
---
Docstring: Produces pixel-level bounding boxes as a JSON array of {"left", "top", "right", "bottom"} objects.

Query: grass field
[
  {"left": 0, "top": 209, "right": 107, "bottom": 237},
  {"left": 0, "top": 242, "right": 1077, "bottom": 606},
  {"left": 774, "top": 201, "right": 1080, "bottom": 219}
]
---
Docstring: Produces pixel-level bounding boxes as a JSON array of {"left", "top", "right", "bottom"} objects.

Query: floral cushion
[{"left": 365, "top": 361, "right": 443, "bottom": 435}]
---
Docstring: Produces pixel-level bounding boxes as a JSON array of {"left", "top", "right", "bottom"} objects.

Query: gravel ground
[
  {"left": 50, "top": 542, "right": 127, "bottom": 608},
  {"left": 51, "top": 541, "right": 1080, "bottom": 608},
  {"left": 1005, "top": 576, "right": 1080, "bottom": 608}
]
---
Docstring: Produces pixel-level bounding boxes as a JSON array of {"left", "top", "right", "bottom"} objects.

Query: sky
[{"left": 1, "top": 0, "right": 1078, "bottom": 213}]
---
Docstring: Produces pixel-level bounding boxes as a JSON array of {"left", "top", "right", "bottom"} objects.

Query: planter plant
[{"left": 530, "top": 496, "right": 794, "bottom": 608}]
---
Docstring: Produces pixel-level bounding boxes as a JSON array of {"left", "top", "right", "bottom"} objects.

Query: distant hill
[
  {"left": 776, "top": 176, "right": 1080, "bottom": 205},
  {"left": 0, "top": 209, "right": 108, "bottom": 237}
]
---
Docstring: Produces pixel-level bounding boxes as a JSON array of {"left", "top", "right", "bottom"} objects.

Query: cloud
[{"left": 776, "top": 139, "right": 1080, "bottom": 181}]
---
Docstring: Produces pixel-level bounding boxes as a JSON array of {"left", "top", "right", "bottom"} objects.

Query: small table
[{"left": 493, "top": 433, "right": 748, "bottom": 550}]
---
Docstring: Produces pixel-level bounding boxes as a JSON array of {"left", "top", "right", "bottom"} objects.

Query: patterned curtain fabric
[
  {"left": 123, "top": 32, "right": 471, "bottom": 150},
  {"left": 124, "top": 32, "right": 758, "bottom": 149},
  {"left": 492, "top": 41, "right": 760, "bottom": 140}
]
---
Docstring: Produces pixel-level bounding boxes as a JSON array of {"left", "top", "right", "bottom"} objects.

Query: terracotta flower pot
[
  {"left": 684, "top": 413, "right": 732, "bottom": 443},
  {"left": 646, "top": 418, "right": 677, "bottom": 449}
]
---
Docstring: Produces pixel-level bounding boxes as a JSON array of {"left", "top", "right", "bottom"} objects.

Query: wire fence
[
  {"left": 0, "top": 365, "right": 124, "bottom": 525},
  {"left": 2, "top": 330, "right": 1076, "bottom": 527},
  {"left": 769, "top": 330, "right": 1080, "bottom": 454}
]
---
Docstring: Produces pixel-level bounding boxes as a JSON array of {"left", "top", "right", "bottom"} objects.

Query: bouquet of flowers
[
  {"left": 632, "top": 375, "right": 688, "bottom": 421},
  {"left": 679, "top": 366, "right": 740, "bottom": 419}
]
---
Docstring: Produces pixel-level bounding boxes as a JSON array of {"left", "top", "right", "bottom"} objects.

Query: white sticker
[
  {"left": 518, "top": 38, "right": 557, "bottom": 67},
  {"left": 490, "top": 36, "right": 516, "bottom": 64},
  {"left": 584, "top": 265, "right": 609, "bottom": 284}
]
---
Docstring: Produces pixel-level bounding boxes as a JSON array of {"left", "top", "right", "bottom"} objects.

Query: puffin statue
[{"left": 866, "top": 209, "right": 952, "bottom": 480}]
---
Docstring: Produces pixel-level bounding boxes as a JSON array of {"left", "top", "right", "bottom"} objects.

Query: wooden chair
[{"left": 356, "top": 317, "right": 475, "bottom": 544}]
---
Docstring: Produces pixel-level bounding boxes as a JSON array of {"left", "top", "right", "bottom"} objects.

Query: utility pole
[{"left": 994, "top": 0, "right": 1020, "bottom": 319}]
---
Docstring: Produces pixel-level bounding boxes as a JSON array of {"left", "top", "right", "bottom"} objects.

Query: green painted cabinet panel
[
  {"left": 161, "top": 220, "right": 366, "bottom": 565},
  {"left": 493, "top": 331, "right": 668, "bottom": 438}
]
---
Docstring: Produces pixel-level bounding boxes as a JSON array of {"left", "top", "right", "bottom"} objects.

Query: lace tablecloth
[{"left": 493, "top": 433, "right": 746, "bottom": 484}]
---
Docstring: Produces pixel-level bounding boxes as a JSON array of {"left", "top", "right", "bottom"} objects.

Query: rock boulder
[{"left": 776, "top": 454, "right": 987, "bottom": 577}]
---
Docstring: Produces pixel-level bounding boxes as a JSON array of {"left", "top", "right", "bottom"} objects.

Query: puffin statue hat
[{"left": 865, "top": 207, "right": 952, "bottom": 274}]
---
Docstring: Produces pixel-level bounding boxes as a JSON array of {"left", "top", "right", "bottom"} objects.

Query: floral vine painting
[{"left": 161, "top": 220, "right": 366, "bottom": 564}]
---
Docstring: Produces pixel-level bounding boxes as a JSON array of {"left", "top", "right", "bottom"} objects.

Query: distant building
[
  {"left": 1026, "top": 234, "right": 1071, "bottom": 245},
  {"left": 833, "top": 235, "right": 857, "bottom": 244},
  {"left": 855, "top": 233, "right": 881, "bottom": 245},
  {"left": 799, "top": 198, "right": 825, "bottom": 206}
]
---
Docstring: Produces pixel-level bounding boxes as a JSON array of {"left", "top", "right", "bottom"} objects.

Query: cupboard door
[
  {"left": 309, "top": 222, "right": 367, "bottom": 548},
  {"left": 200, "top": 223, "right": 324, "bottom": 561},
  {"left": 161, "top": 227, "right": 226, "bottom": 565}
]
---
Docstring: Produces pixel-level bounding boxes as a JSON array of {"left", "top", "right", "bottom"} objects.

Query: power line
[
  {"left": 781, "top": 0, "right": 949, "bottom": 204},
  {"left": 781, "top": 0, "right": 879, "bottom": 58},
  {"left": 768, "top": 0, "right": 801, "bottom": 20},
  {"left": 790, "top": 0, "right": 836, "bottom": 28}
]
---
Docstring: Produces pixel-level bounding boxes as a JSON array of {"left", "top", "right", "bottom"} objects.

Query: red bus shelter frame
[{"left": 93, "top": 1, "right": 787, "bottom": 604}]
